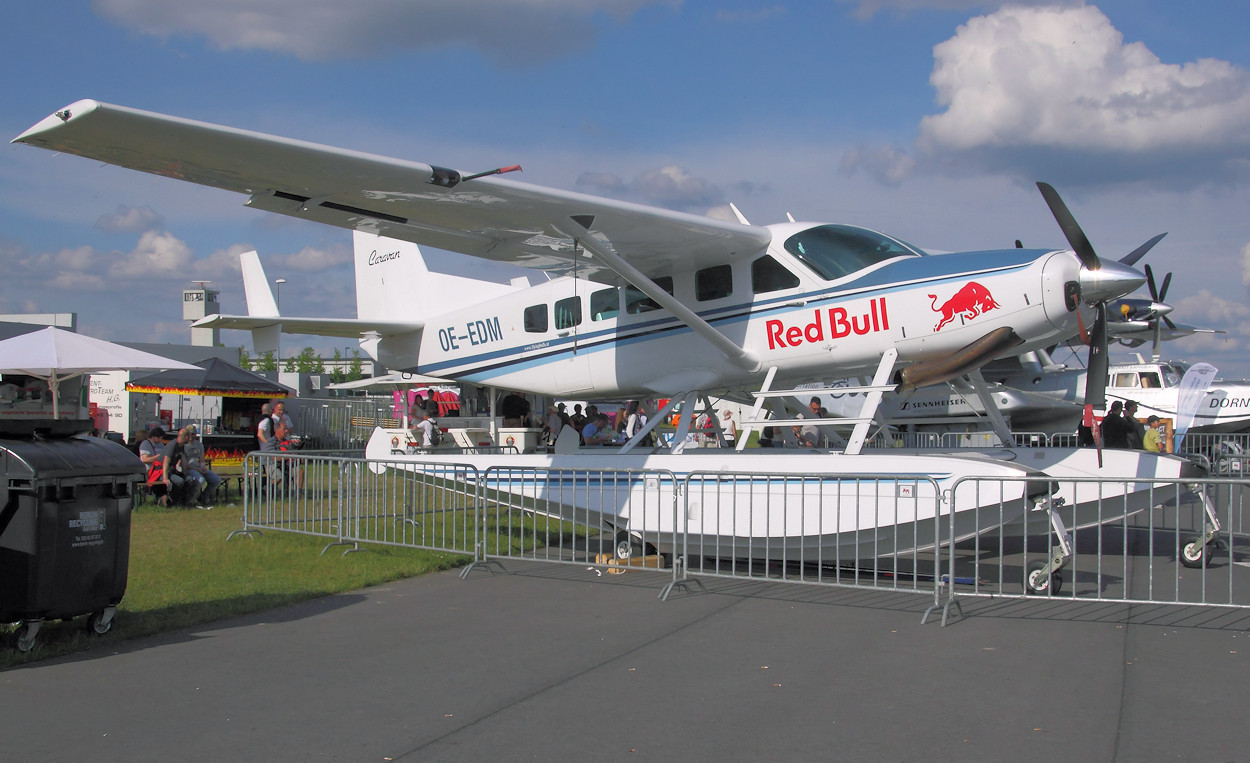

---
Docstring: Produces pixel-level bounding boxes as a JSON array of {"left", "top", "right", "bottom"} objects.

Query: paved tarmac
[{"left": 3, "top": 560, "right": 1250, "bottom": 761}]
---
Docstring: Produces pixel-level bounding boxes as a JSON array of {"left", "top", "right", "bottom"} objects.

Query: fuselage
[
  {"left": 393, "top": 223, "right": 1089, "bottom": 398},
  {"left": 999, "top": 360, "right": 1250, "bottom": 433}
]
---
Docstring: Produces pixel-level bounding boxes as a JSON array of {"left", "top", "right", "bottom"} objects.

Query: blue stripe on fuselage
[{"left": 419, "top": 248, "right": 1050, "bottom": 380}]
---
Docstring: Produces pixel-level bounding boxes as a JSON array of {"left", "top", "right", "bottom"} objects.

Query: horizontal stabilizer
[{"left": 194, "top": 314, "right": 422, "bottom": 339}]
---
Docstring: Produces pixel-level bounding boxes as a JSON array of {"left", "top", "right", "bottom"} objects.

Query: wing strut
[{"left": 555, "top": 219, "right": 760, "bottom": 371}]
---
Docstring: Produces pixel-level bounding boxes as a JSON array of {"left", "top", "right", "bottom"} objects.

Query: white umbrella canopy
[{"left": 0, "top": 327, "right": 200, "bottom": 418}]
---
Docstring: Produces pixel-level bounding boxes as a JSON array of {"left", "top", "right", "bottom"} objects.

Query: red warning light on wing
[{"left": 929, "top": 282, "right": 1000, "bottom": 332}]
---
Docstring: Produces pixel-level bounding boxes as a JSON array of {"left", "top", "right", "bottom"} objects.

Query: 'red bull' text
[{"left": 766, "top": 298, "right": 890, "bottom": 349}]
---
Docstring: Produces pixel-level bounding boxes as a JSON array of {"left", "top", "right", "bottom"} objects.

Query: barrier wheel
[
  {"left": 87, "top": 610, "right": 114, "bottom": 636},
  {"left": 1026, "top": 561, "right": 1062, "bottom": 595},
  {"left": 1179, "top": 536, "right": 1209, "bottom": 569},
  {"left": 14, "top": 622, "right": 39, "bottom": 652},
  {"left": 615, "top": 530, "right": 644, "bottom": 561}
]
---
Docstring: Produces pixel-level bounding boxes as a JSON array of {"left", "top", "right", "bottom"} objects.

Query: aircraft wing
[
  {"left": 194, "top": 314, "right": 420, "bottom": 339},
  {"left": 14, "top": 100, "right": 773, "bottom": 283}
]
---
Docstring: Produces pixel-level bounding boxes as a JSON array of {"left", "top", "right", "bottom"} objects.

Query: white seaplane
[{"left": 13, "top": 100, "right": 1213, "bottom": 580}]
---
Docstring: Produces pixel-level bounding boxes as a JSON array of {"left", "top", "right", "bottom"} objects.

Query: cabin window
[
  {"left": 523, "top": 304, "right": 547, "bottom": 333},
  {"left": 783, "top": 224, "right": 922, "bottom": 281},
  {"left": 555, "top": 296, "right": 582, "bottom": 330},
  {"left": 625, "top": 276, "right": 674, "bottom": 314},
  {"left": 590, "top": 288, "right": 620, "bottom": 321},
  {"left": 1140, "top": 372, "right": 1161, "bottom": 388},
  {"left": 1112, "top": 372, "right": 1138, "bottom": 388},
  {"left": 696, "top": 264, "right": 733, "bottom": 301},
  {"left": 752, "top": 255, "right": 800, "bottom": 294}
]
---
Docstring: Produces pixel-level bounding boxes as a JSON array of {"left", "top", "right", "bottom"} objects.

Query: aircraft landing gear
[
  {"left": 615, "top": 530, "right": 645, "bottom": 561},
  {"left": 1179, "top": 484, "right": 1221, "bottom": 569},
  {"left": 1026, "top": 496, "right": 1072, "bottom": 596}
]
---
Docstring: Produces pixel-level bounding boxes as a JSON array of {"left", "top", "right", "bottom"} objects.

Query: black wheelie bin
[{"left": 0, "top": 432, "right": 145, "bottom": 651}]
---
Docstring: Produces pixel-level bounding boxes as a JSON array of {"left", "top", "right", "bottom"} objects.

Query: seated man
[
  {"left": 139, "top": 427, "right": 174, "bottom": 505},
  {"left": 260, "top": 420, "right": 302, "bottom": 490},
  {"left": 581, "top": 413, "right": 614, "bottom": 446},
  {"left": 161, "top": 429, "right": 192, "bottom": 506},
  {"left": 181, "top": 425, "right": 222, "bottom": 507}
]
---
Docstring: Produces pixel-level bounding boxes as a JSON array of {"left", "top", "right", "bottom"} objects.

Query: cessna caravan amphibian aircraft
[{"left": 14, "top": 100, "right": 1214, "bottom": 578}]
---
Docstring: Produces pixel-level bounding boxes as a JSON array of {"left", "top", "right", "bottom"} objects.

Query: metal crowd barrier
[{"left": 233, "top": 451, "right": 1250, "bottom": 625}]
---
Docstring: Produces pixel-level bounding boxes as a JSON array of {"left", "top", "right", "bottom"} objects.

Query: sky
[{"left": 3, "top": 0, "right": 1250, "bottom": 380}]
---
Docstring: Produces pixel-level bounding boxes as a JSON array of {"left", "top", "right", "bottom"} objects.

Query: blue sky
[{"left": 3, "top": 0, "right": 1250, "bottom": 379}]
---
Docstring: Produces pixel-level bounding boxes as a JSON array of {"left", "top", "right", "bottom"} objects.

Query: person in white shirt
[{"left": 411, "top": 409, "right": 435, "bottom": 448}]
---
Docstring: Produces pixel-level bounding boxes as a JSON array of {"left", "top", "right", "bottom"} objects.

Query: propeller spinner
[{"left": 1035, "top": 182, "right": 1149, "bottom": 421}]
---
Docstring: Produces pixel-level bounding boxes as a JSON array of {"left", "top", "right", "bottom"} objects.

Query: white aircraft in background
[{"left": 15, "top": 100, "right": 1215, "bottom": 578}]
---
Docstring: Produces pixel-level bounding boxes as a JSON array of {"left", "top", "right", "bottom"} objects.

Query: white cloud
[
  {"left": 917, "top": 5, "right": 1250, "bottom": 184},
  {"left": 92, "top": 0, "right": 675, "bottom": 65},
  {"left": 95, "top": 204, "right": 165, "bottom": 234},
  {"left": 840, "top": 143, "right": 916, "bottom": 186},
  {"left": 107, "top": 230, "right": 195, "bottom": 278},
  {"left": 277, "top": 244, "right": 352, "bottom": 273},
  {"left": 576, "top": 165, "right": 724, "bottom": 211}
]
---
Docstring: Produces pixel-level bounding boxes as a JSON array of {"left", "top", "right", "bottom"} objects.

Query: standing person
[
  {"left": 808, "top": 396, "right": 822, "bottom": 417},
  {"left": 569, "top": 404, "right": 587, "bottom": 434},
  {"left": 722, "top": 409, "right": 738, "bottom": 447},
  {"left": 500, "top": 391, "right": 530, "bottom": 427},
  {"left": 1100, "top": 401, "right": 1130, "bottom": 448},
  {"left": 254, "top": 402, "right": 273, "bottom": 448},
  {"left": 410, "top": 409, "right": 436, "bottom": 448},
  {"left": 1124, "top": 400, "right": 1146, "bottom": 449},
  {"left": 614, "top": 407, "right": 629, "bottom": 440},
  {"left": 1143, "top": 415, "right": 1164, "bottom": 452},
  {"left": 543, "top": 405, "right": 563, "bottom": 447}
]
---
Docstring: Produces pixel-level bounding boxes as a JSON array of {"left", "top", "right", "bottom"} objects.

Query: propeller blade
[
  {"left": 1085, "top": 303, "right": 1108, "bottom": 411},
  {"left": 1015, "top": 239, "right": 1023, "bottom": 249},
  {"left": 1037, "top": 182, "right": 1101, "bottom": 271},
  {"left": 1162, "top": 314, "right": 1177, "bottom": 330},
  {"left": 1158, "top": 271, "right": 1172, "bottom": 302},
  {"left": 1151, "top": 317, "right": 1163, "bottom": 361},
  {"left": 1145, "top": 264, "right": 1159, "bottom": 301},
  {"left": 1119, "top": 232, "right": 1168, "bottom": 266}
]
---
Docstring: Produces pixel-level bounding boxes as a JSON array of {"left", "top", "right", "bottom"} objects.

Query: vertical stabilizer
[
  {"left": 354, "top": 231, "right": 430, "bottom": 323},
  {"left": 239, "top": 250, "right": 280, "bottom": 353},
  {"left": 353, "top": 230, "right": 531, "bottom": 322}
]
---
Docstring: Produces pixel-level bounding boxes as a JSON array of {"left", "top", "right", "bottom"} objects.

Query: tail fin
[
  {"left": 353, "top": 231, "right": 432, "bottom": 323},
  {"left": 239, "top": 250, "right": 280, "bottom": 353},
  {"left": 353, "top": 230, "right": 530, "bottom": 322}
]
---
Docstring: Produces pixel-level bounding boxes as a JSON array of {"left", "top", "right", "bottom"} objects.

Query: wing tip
[{"left": 12, "top": 99, "right": 104, "bottom": 144}]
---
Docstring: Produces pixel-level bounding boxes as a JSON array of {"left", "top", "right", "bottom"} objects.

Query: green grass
[{"left": 1, "top": 496, "right": 467, "bottom": 669}]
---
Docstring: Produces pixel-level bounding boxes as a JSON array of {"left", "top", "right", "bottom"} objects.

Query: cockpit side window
[
  {"left": 752, "top": 255, "right": 800, "bottom": 294},
  {"left": 696, "top": 264, "right": 733, "bottom": 302},
  {"left": 783, "top": 224, "right": 921, "bottom": 281},
  {"left": 625, "top": 276, "right": 674, "bottom": 314},
  {"left": 1140, "top": 372, "right": 1161, "bottom": 388},
  {"left": 590, "top": 287, "right": 619, "bottom": 321}
]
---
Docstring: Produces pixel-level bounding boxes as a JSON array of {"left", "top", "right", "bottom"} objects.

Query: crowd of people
[
  {"left": 134, "top": 423, "right": 223, "bottom": 508},
  {"left": 1095, "top": 398, "right": 1169, "bottom": 452}
]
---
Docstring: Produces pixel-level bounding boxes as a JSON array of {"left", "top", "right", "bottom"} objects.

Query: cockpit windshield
[
  {"left": 783, "top": 224, "right": 922, "bottom": 281},
  {"left": 1163, "top": 363, "right": 1187, "bottom": 386}
]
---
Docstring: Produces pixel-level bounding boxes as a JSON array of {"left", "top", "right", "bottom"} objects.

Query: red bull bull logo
[{"left": 929, "top": 281, "right": 999, "bottom": 332}]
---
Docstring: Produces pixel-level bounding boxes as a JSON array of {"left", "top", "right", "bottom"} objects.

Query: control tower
[{"left": 182, "top": 281, "right": 220, "bottom": 347}]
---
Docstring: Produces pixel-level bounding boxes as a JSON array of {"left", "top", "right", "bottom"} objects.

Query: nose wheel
[{"left": 1026, "top": 560, "right": 1064, "bottom": 595}]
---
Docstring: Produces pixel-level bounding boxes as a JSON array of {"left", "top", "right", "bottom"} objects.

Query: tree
[
  {"left": 328, "top": 348, "right": 347, "bottom": 384},
  {"left": 347, "top": 349, "right": 365, "bottom": 382},
  {"left": 258, "top": 352, "right": 278, "bottom": 372},
  {"left": 240, "top": 348, "right": 252, "bottom": 370},
  {"left": 294, "top": 346, "right": 325, "bottom": 374}
]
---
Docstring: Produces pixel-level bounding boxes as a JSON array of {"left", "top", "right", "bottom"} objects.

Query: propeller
[
  {"left": 1144, "top": 264, "right": 1178, "bottom": 360},
  {"left": 1035, "top": 182, "right": 1147, "bottom": 428}
]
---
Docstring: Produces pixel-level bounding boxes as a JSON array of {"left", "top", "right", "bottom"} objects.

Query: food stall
[{"left": 126, "top": 357, "right": 290, "bottom": 467}]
